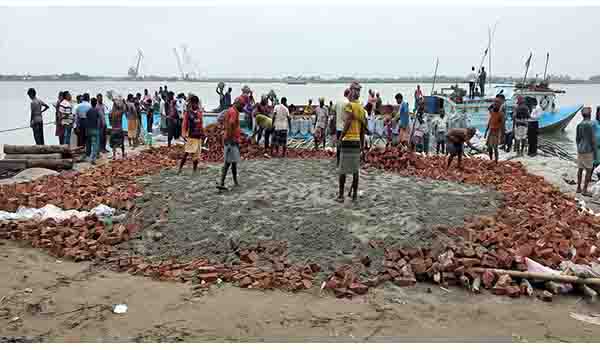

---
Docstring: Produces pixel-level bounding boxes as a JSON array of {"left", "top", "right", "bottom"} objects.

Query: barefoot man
[
  {"left": 337, "top": 82, "right": 366, "bottom": 202},
  {"left": 446, "top": 127, "right": 477, "bottom": 170},
  {"left": 178, "top": 95, "right": 205, "bottom": 174},
  {"left": 576, "top": 107, "right": 596, "bottom": 196},
  {"left": 218, "top": 98, "right": 244, "bottom": 190}
]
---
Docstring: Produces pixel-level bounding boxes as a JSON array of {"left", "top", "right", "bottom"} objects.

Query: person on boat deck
[
  {"left": 314, "top": 98, "right": 329, "bottom": 149},
  {"left": 125, "top": 94, "right": 139, "bottom": 148},
  {"left": 575, "top": 107, "right": 596, "bottom": 197},
  {"left": 467, "top": 66, "right": 477, "bottom": 99},
  {"left": 178, "top": 95, "right": 205, "bottom": 175},
  {"left": 304, "top": 99, "right": 315, "bottom": 121},
  {"left": 485, "top": 97, "right": 505, "bottom": 164},
  {"left": 432, "top": 109, "right": 448, "bottom": 155},
  {"left": 478, "top": 67, "right": 487, "bottom": 97},
  {"left": 27, "top": 88, "right": 49, "bottom": 146},
  {"left": 446, "top": 127, "right": 477, "bottom": 170},
  {"left": 513, "top": 96, "right": 530, "bottom": 157},
  {"left": 252, "top": 96, "right": 273, "bottom": 150},
  {"left": 54, "top": 91, "right": 64, "bottom": 144},
  {"left": 216, "top": 83, "right": 225, "bottom": 111},
  {"left": 413, "top": 85, "right": 423, "bottom": 112},
  {"left": 337, "top": 82, "right": 367, "bottom": 203},
  {"left": 334, "top": 89, "right": 351, "bottom": 166},
  {"left": 224, "top": 87, "right": 233, "bottom": 109},
  {"left": 85, "top": 97, "right": 101, "bottom": 165},
  {"left": 528, "top": 101, "right": 540, "bottom": 157},
  {"left": 272, "top": 97, "right": 291, "bottom": 158},
  {"left": 218, "top": 98, "right": 244, "bottom": 190},
  {"left": 367, "top": 90, "right": 377, "bottom": 114},
  {"left": 109, "top": 96, "right": 126, "bottom": 159},
  {"left": 395, "top": 93, "right": 410, "bottom": 146},
  {"left": 593, "top": 107, "right": 600, "bottom": 170},
  {"left": 375, "top": 93, "right": 383, "bottom": 115},
  {"left": 95, "top": 93, "right": 109, "bottom": 153}
]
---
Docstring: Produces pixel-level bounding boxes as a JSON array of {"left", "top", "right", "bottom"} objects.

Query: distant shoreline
[{"left": 1, "top": 77, "right": 598, "bottom": 85}]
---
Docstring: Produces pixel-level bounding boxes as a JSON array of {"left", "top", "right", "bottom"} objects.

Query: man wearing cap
[
  {"left": 575, "top": 107, "right": 596, "bottom": 196},
  {"left": 314, "top": 97, "right": 329, "bottom": 149},
  {"left": 218, "top": 98, "right": 244, "bottom": 190},
  {"left": 337, "top": 82, "right": 367, "bottom": 202}
]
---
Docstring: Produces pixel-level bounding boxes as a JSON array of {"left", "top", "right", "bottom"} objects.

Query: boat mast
[
  {"left": 543, "top": 52, "right": 550, "bottom": 82},
  {"left": 488, "top": 21, "right": 498, "bottom": 92},
  {"left": 431, "top": 57, "right": 439, "bottom": 94}
]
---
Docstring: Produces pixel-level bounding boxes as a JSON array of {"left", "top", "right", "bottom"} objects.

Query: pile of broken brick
[{"left": 1, "top": 142, "right": 599, "bottom": 302}]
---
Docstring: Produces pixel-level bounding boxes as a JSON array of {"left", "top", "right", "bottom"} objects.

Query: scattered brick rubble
[{"left": 1, "top": 129, "right": 600, "bottom": 299}]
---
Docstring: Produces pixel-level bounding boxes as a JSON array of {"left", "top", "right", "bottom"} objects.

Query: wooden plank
[
  {"left": 3, "top": 153, "right": 63, "bottom": 160},
  {"left": 3, "top": 144, "right": 73, "bottom": 155}
]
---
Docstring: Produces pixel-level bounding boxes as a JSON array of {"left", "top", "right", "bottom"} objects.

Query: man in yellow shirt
[{"left": 337, "top": 82, "right": 366, "bottom": 203}]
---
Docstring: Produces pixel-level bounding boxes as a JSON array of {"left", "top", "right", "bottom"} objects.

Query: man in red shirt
[
  {"left": 218, "top": 98, "right": 244, "bottom": 190},
  {"left": 178, "top": 95, "right": 204, "bottom": 174}
]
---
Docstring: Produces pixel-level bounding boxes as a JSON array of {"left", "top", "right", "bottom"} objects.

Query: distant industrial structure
[{"left": 127, "top": 49, "right": 144, "bottom": 79}]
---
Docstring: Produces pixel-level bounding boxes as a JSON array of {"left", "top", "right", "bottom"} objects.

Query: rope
[{"left": 0, "top": 121, "right": 57, "bottom": 134}]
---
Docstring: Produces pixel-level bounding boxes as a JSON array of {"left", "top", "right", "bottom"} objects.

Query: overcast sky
[{"left": 0, "top": 5, "right": 598, "bottom": 78}]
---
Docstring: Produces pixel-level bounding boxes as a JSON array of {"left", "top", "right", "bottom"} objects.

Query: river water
[{"left": 1, "top": 81, "right": 597, "bottom": 153}]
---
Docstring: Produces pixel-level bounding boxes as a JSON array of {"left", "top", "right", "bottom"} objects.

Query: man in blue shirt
[
  {"left": 75, "top": 93, "right": 92, "bottom": 152},
  {"left": 395, "top": 93, "right": 410, "bottom": 146}
]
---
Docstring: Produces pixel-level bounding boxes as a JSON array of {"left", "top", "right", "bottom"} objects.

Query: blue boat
[{"left": 427, "top": 82, "right": 582, "bottom": 135}]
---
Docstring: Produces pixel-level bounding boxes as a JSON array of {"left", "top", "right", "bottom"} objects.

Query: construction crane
[
  {"left": 173, "top": 47, "right": 186, "bottom": 80},
  {"left": 127, "top": 49, "right": 143, "bottom": 79},
  {"left": 180, "top": 44, "right": 201, "bottom": 80}
]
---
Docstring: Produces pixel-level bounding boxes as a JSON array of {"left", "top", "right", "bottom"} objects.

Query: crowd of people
[{"left": 25, "top": 81, "right": 599, "bottom": 202}]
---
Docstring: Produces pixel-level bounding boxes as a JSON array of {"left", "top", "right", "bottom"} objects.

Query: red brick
[
  {"left": 349, "top": 282, "right": 368, "bottom": 295},
  {"left": 410, "top": 258, "right": 427, "bottom": 274},
  {"left": 239, "top": 276, "right": 252, "bottom": 287},
  {"left": 199, "top": 272, "right": 219, "bottom": 282},
  {"left": 459, "top": 258, "right": 481, "bottom": 268},
  {"left": 325, "top": 278, "right": 339, "bottom": 289},
  {"left": 309, "top": 263, "right": 321, "bottom": 273},
  {"left": 301, "top": 279, "right": 313, "bottom": 289},
  {"left": 482, "top": 270, "right": 496, "bottom": 289},
  {"left": 481, "top": 254, "right": 498, "bottom": 268},
  {"left": 393, "top": 276, "right": 416, "bottom": 287}
]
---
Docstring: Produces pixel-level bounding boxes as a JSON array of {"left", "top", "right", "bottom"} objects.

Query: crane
[
  {"left": 173, "top": 47, "right": 185, "bottom": 80},
  {"left": 127, "top": 49, "right": 143, "bottom": 79}
]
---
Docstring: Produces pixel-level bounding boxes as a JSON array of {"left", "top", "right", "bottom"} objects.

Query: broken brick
[{"left": 349, "top": 282, "right": 368, "bottom": 295}]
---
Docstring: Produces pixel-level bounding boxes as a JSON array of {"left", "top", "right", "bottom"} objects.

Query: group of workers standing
[{"left": 466, "top": 66, "right": 487, "bottom": 99}]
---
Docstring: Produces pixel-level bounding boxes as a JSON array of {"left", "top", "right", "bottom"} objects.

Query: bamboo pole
[{"left": 471, "top": 267, "right": 600, "bottom": 287}]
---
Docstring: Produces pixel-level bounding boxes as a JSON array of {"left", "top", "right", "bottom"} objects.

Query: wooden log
[
  {"left": 3, "top": 144, "right": 73, "bottom": 155},
  {"left": 0, "top": 159, "right": 73, "bottom": 171},
  {"left": 3, "top": 153, "right": 63, "bottom": 160},
  {"left": 470, "top": 267, "right": 600, "bottom": 287}
]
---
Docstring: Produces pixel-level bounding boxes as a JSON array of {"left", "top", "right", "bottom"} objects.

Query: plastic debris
[
  {"left": 0, "top": 204, "right": 116, "bottom": 222},
  {"left": 112, "top": 304, "right": 128, "bottom": 314}
]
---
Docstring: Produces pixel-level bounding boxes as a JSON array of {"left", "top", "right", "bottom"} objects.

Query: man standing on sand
[
  {"left": 166, "top": 91, "right": 178, "bottom": 147},
  {"left": 395, "top": 93, "right": 410, "bottom": 146},
  {"left": 513, "top": 96, "right": 530, "bottom": 157},
  {"left": 75, "top": 93, "right": 92, "bottom": 151},
  {"left": 272, "top": 97, "right": 290, "bottom": 157},
  {"left": 314, "top": 97, "right": 329, "bottom": 149},
  {"left": 58, "top": 91, "right": 74, "bottom": 146},
  {"left": 178, "top": 95, "right": 204, "bottom": 175},
  {"left": 27, "top": 88, "right": 49, "bottom": 145},
  {"left": 218, "top": 98, "right": 243, "bottom": 190},
  {"left": 96, "top": 94, "right": 109, "bottom": 153},
  {"left": 126, "top": 94, "right": 139, "bottom": 148},
  {"left": 85, "top": 97, "right": 101, "bottom": 164},
  {"left": 334, "top": 89, "right": 350, "bottom": 166},
  {"left": 576, "top": 107, "right": 596, "bottom": 196},
  {"left": 446, "top": 127, "right": 477, "bottom": 170},
  {"left": 484, "top": 97, "right": 504, "bottom": 164},
  {"left": 337, "top": 82, "right": 366, "bottom": 203},
  {"left": 110, "top": 97, "right": 126, "bottom": 159}
]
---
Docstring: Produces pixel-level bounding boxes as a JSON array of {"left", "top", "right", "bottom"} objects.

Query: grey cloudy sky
[{"left": 0, "top": 5, "right": 598, "bottom": 78}]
